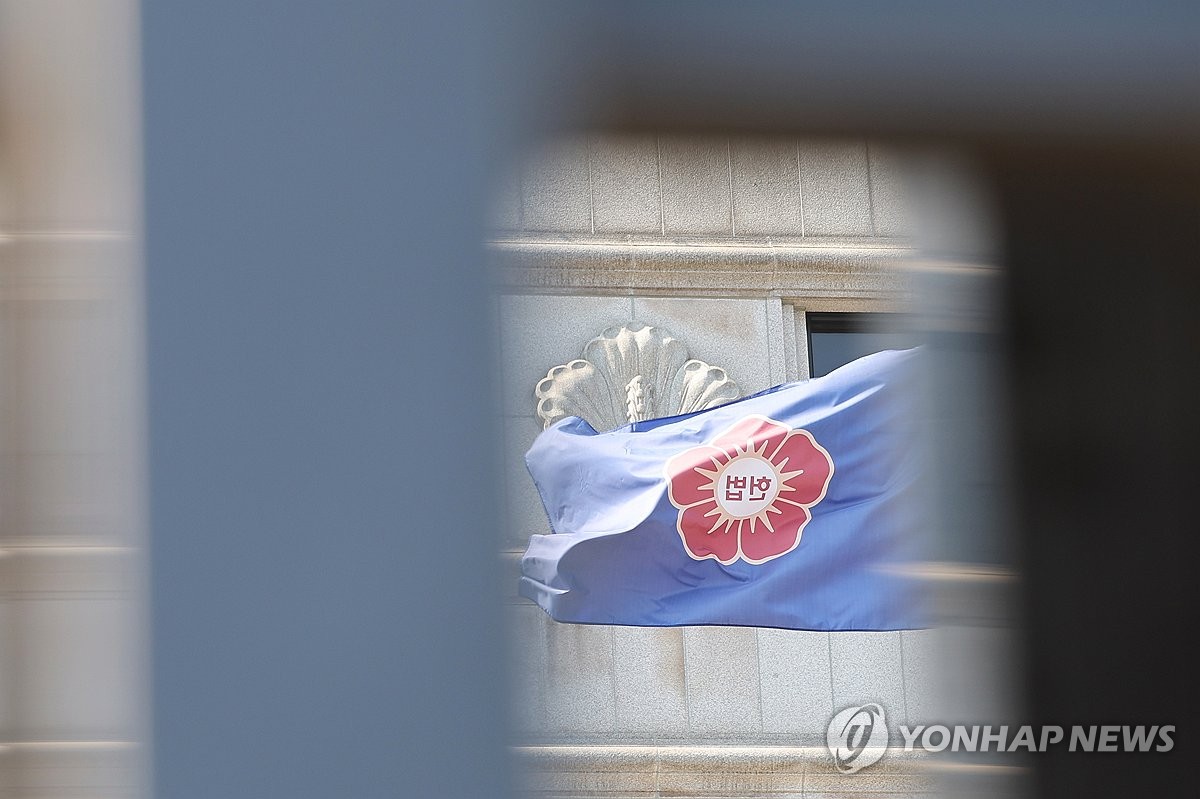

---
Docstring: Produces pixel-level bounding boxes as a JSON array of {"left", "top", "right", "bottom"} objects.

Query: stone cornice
[
  {"left": 510, "top": 745, "right": 1024, "bottom": 797},
  {"left": 487, "top": 235, "right": 916, "bottom": 304}
]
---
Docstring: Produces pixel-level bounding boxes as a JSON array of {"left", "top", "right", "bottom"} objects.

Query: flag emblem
[{"left": 665, "top": 414, "right": 835, "bottom": 565}]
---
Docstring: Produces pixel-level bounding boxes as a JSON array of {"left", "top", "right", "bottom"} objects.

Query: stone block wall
[{"left": 488, "top": 133, "right": 910, "bottom": 240}]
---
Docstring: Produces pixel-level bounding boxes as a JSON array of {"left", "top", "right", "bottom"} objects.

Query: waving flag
[{"left": 518, "top": 348, "right": 929, "bottom": 631}]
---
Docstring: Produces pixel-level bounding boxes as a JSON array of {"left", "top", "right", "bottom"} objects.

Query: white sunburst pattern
[{"left": 665, "top": 414, "right": 835, "bottom": 565}]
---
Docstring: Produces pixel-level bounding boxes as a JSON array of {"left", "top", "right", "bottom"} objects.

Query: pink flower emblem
[{"left": 665, "top": 414, "right": 834, "bottom": 565}]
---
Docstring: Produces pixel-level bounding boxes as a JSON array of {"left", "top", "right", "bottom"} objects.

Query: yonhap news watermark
[{"left": 827, "top": 703, "right": 1176, "bottom": 775}]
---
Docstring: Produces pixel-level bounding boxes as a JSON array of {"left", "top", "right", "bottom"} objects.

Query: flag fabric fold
[{"left": 518, "top": 348, "right": 929, "bottom": 631}]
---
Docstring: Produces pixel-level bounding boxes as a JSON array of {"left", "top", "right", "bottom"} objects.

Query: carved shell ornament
[{"left": 535, "top": 323, "right": 741, "bottom": 431}]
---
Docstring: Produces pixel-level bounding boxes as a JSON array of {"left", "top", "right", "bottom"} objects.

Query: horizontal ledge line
[
  {"left": 488, "top": 237, "right": 914, "bottom": 257},
  {"left": 0, "top": 741, "right": 139, "bottom": 751},
  {"left": 511, "top": 745, "right": 1028, "bottom": 776},
  {"left": 489, "top": 233, "right": 911, "bottom": 248},
  {"left": 0, "top": 546, "right": 136, "bottom": 555},
  {"left": 878, "top": 561, "right": 1018, "bottom": 582},
  {"left": 0, "top": 231, "right": 134, "bottom": 242}
]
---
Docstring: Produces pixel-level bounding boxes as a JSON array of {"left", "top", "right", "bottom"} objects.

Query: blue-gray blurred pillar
[{"left": 143, "top": 3, "right": 512, "bottom": 797}]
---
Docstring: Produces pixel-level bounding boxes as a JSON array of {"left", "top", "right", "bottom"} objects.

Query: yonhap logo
[
  {"left": 827, "top": 703, "right": 889, "bottom": 774},
  {"left": 824, "top": 703, "right": 1175, "bottom": 773}
]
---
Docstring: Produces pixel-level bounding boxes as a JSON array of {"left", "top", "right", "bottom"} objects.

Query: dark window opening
[{"left": 805, "top": 312, "right": 923, "bottom": 377}]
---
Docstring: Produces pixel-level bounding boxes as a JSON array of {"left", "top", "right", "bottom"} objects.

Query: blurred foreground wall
[{"left": 0, "top": 1, "right": 147, "bottom": 797}]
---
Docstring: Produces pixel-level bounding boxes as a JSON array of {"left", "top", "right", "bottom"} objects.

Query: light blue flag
[{"left": 519, "top": 348, "right": 930, "bottom": 630}]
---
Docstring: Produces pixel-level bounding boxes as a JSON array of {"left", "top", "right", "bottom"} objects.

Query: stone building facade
[{"left": 489, "top": 134, "right": 1018, "bottom": 797}]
